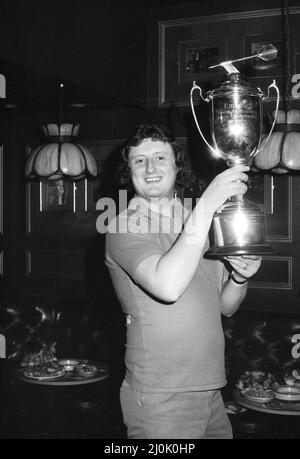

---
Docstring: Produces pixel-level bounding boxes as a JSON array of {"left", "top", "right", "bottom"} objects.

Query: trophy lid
[{"left": 208, "top": 73, "right": 264, "bottom": 99}]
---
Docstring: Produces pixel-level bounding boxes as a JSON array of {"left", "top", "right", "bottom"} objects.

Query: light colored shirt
[{"left": 105, "top": 197, "right": 226, "bottom": 393}]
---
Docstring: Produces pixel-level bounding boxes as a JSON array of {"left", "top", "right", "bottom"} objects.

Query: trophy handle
[
  {"left": 256, "top": 79, "right": 280, "bottom": 154},
  {"left": 190, "top": 81, "right": 220, "bottom": 157}
]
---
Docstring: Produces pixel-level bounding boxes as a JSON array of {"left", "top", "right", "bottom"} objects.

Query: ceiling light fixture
[{"left": 25, "top": 83, "right": 97, "bottom": 180}]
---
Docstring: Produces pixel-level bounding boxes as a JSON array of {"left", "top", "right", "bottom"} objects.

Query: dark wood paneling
[
  {"left": 26, "top": 249, "right": 86, "bottom": 280},
  {"left": 250, "top": 256, "right": 292, "bottom": 290}
]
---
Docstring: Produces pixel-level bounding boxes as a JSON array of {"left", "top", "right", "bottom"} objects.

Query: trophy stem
[
  {"left": 230, "top": 194, "right": 244, "bottom": 203},
  {"left": 227, "top": 160, "right": 250, "bottom": 204},
  {"left": 227, "top": 159, "right": 253, "bottom": 168}
]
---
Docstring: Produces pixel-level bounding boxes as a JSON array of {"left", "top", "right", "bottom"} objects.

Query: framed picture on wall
[
  {"left": 158, "top": 7, "right": 300, "bottom": 106},
  {"left": 41, "top": 179, "right": 75, "bottom": 213},
  {"left": 179, "top": 38, "right": 227, "bottom": 86},
  {"left": 242, "top": 32, "right": 296, "bottom": 98}
]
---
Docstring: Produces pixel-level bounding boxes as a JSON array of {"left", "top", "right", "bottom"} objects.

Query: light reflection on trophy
[{"left": 190, "top": 44, "right": 280, "bottom": 258}]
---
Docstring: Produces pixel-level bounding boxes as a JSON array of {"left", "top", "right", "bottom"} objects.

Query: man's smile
[{"left": 144, "top": 176, "right": 162, "bottom": 183}]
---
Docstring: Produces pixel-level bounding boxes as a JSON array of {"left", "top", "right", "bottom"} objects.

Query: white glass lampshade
[
  {"left": 25, "top": 123, "right": 97, "bottom": 180},
  {"left": 254, "top": 110, "right": 300, "bottom": 174}
]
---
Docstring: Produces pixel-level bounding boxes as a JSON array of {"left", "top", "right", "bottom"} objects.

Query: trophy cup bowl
[{"left": 191, "top": 71, "right": 280, "bottom": 258}]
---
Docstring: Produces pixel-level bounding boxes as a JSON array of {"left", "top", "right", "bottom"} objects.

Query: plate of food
[
  {"left": 275, "top": 386, "right": 300, "bottom": 401},
  {"left": 20, "top": 345, "right": 66, "bottom": 380},
  {"left": 23, "top": 362, "right": 65, "bottom": 380},
  {"left": 236, "top": 370, "right": 277, "bottom": 391},
  {"left": 236, "top": 370, "right": 277, "bottom": 403},
  {"left": 75, "top": 362, "right": 98, "bottom": 378}
]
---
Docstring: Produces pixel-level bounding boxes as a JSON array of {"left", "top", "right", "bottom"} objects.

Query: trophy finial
[{"left": 218, "top": 62, "right": 239, "bottom": 75}]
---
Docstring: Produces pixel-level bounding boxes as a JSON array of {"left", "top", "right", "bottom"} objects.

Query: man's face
[{"left": 128, "top": 138, "right": 177, "bottom": 201}]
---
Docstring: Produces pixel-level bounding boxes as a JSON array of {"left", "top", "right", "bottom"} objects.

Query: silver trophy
[{"left": 190, "top": 44, "right": 280, "bottom": 258}]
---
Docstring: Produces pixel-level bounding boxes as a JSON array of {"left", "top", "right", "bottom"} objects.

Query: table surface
[
  {"left": 15, "top": 360, "right": 109, "bottom": 386},
  {"left": 233, "top": 389, "right": 300, "bottom": 416},
  {"left": 0, "top": 359, "right": 124, "bottom": 438}
]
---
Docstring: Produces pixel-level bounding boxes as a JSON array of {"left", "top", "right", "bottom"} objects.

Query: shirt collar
[{"left": 128, "top": 196, "right": 189, "bottom": 225}]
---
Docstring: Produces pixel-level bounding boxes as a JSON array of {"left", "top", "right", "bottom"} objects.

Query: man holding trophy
[
  {"left": 106, "top": 123, "right": 262, "bottom": 439},
  {"left": 106, "top": 41, "right": 281, "bottom": 442}
]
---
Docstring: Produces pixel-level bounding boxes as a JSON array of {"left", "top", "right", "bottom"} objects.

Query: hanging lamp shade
[
  {"left": 254, "top": 109, "right": 300, "bottom": 174},
  {"left": 25, "top": 123, "right": 98, "bottom": 180},
  {"left": 253, "top": 1, "right": 300, "bottom": 175}
]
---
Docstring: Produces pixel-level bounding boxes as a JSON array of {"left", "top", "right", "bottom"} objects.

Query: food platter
[
  {"left": 23, "top": 366, "right": 65, "bottom": 380},
  {"left": 275, "top": 386, "right": 300, "bottom": 402},
  {"left": 18, "top": 358, "right": 109, "bottom": 386},
  {"left": 233, "top": 388, "right": 300, "bottom": 415}
]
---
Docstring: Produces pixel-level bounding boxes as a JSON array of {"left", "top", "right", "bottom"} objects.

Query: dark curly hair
[{"left": 117, "top": 124, "right": 185, "bottom": 194}]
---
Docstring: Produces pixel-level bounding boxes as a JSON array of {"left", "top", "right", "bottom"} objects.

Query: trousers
[{"left": 120, "top": 380, "right": 232, "bottom": 439}]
